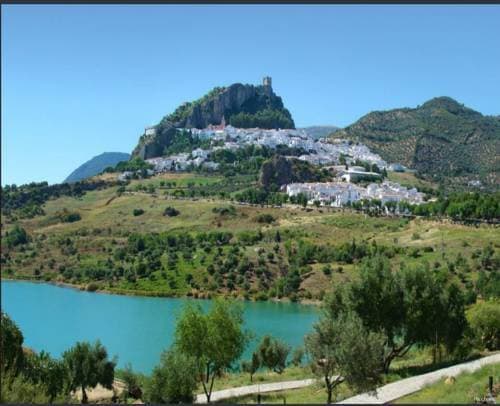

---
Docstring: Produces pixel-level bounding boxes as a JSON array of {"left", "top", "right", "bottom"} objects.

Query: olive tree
[
  {"left": 305, "top": 312, "right": 385, "bottom": 404},
  {"left": 62, "top": 341, "right": 116, "bottom": 404},
  {"left": 24, "top": 351, "right": 67, "bottom": 403},
  {"left": 257, "top": 335, "right": 290, "bottom": 374},
  {"left": 121, "top": 363, "right": 142, "bottom": 400},
  {"left": 146, "top": 349, "right": 198, "bottom": 403},
  {"left": 174, "top": 299, "right": 248, "bottom": 403},
  {"left": 0, "top": 312, "right": 25, "bottom": 374},
  {"left": 241, "top": 351, "right": 260, "bottom": 382},
  {"left": 5, "top": 225, "right": 30, "bottom": 248},
  {"left": 326, "top": 256, "right": 467, "bottom": 372},
  {"left": 467, "top": 300, "right": 500, "bottom": 350},
  {"left": 291, "top": 346, "right": 305, "bottom": 366}
]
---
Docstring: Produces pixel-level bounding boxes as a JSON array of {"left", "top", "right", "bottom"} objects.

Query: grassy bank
[
  {"left": 113, "top": 344, "right": 498, "bottom": 404},
  {"left": 396, "top": 363, "right": 500, "bottom": 403}
]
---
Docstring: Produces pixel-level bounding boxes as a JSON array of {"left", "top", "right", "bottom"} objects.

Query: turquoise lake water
[{"left": 1, "top": 280, "right": 318, "bottom": 374}]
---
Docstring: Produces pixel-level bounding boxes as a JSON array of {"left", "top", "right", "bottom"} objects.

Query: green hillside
[
  {"left": 332, "top": 97, "right": 500, "bottom": 188},
  {"left": 1, "top": 172, "right": 498, "bottom": 302}
]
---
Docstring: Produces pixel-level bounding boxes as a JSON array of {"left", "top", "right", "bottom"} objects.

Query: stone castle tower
[{"left": 263, "top": 76, "right": 272, "bottom": 88}]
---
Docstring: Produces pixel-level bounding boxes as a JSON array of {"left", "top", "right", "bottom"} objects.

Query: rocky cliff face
[
  {"left": 132, "top": 81, "right": 295, "bottom": 159},
  {"left": 259, "top": 156, "right": 329, "bottom": 190},
  {"left": 184, "top": 84, "right": 258, "bottom": 128}
]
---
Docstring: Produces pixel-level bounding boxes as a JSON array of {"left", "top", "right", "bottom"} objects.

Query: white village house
[
  {"left": 286, "top": 180, "right": 424, "bottom": 208},
  {"left": 117, "top": 124, "right": 425, "bottom": 209}
]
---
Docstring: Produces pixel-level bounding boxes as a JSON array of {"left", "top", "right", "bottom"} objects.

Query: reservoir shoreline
[
  {"left": 2, "top": 279, "right": 319, "bottom": 373},
  {"left": 0, "top": 276, "right": 321, "bottom": 306}
]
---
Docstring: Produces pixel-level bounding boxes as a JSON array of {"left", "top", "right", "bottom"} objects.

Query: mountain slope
[
  {"left": 300, "top": 125, "right": 339, "bottom": 139},
  {"left": 64, "top": 152, "right": 130, "bottom": 183},
  {"left": 132, "top": 79, "right": 295, "bottom": 159},
  {"left": 332, "top": 97, "right": 500, "bottom": 186}
]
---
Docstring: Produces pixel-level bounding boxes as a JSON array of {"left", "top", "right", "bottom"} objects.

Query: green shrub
[
  {"left": 212, "top": 206, "right": 236, "bottom": 216},
  {"left": 409, "top": 247, "right": 421, "bottom": 258},
  {"left": 121, "top": 363, "right": 142, "bottom": 399},
  {"left": 163, "top": 207, "right": 180, "bottom": 217},
  {"left": 255, "top": 292, "right": 268, "bottom": 301},
  {"left": 322, "top": 265, "right": 332, "bottom": 275},
  {"left": 238, "top": 231, "right": 263, "bottom": 245},
  {"left": 5, "top": 225, "right": 30, "bottom": 248},
  {"left": 257, "top": 335, "right": 290, "bottom": 374},
  {"left": 133, "top": 209, "right": 144, "bottom": 216},
  {"left": 241, "top": 352, "right": 261, "bottom": 383},
  {"left": 255, "top": 214, "right": 275, "bottom": 224},
  {"left": 1, "top": 312, "right": 25, "bottom": 373},
  {"left": 467, "top": 300, "right": 500, "bottom": 350},
  {"left": 0, "top": 371, "right": 53, "bottom": 404},
  {"left": 54, "top": 209, "right": 81, "bottom": 223},
  {"left": 86, "top": 282, "right": 99, "bottom": 292},
  {"left": 291, "top": 346, "right": 304, "bottom": 366},
  {"left": 108, "top": 157, "right": 153, "bottom": 173},
  {"left": 146, "top": 349, "right": 198, "bottom": 403}
]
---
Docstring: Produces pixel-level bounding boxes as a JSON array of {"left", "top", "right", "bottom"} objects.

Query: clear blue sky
[{"left": 2, "top": 5, "right": 500, "bottom": 186}]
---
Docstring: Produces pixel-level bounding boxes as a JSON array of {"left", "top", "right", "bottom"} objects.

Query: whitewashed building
[
  {"left": 286, "top": 182, "right": 363, "bottom": 207},
  {"left": 286, "top": 180, "right": 424, "bottom": 208}
]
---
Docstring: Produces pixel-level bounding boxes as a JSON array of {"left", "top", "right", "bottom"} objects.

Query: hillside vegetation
[
  {"left": 1, "top": 172, "right": 498, "bottom": 302},
  {"left": 332, "top": 97, "right": 500, "bottom": 188}
]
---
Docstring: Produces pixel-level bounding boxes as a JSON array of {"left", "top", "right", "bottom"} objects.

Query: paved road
[
  {"left": 195, "top": 378, "right": 317, "bottom": 403},
  {"left": 195, "top": 353, "right": 499, "bottom": 404},
  {"left": 337, "top": 353, "right": 500, "bottom": 404}
]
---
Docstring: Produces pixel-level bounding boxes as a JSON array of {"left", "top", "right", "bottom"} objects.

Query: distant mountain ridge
[
  {"left": 332, "top": 97, "right": 500, "bottom": 186},
  {"left": 132, "top": 77, "right": 295, "bottom": 159},
  {"left": 300, "top": 126, "right": 339, "bottom": 139},
  {"left": 64, "top": 152, "right": 130, "bottom": 183}
]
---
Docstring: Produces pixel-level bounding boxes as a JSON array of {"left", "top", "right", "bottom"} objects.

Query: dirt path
[
  {"left": 72, "top": 379, "right": 126, "bottom": 402},
  {"left": 337, "top": 353, "right": 500, "bottom": 404}
]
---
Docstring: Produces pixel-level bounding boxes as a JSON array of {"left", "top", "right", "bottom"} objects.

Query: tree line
[
  {"left": 1, "top": 180, "right": 114, "bottom": 219},
  {"left": 229, "top": 108, "right": 295, "bottom": 130},
  {"left": 410, "top": 191, "right": 500, "bottom": 221},
  {"left": 103, "top": 156, "right": 154, "bottom": 174}
]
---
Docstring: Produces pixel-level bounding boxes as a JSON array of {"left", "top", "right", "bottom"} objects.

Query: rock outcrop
[
  {"left": 259, "top": 156, "right": 330, "bottom": 190},
  {"left": 132, "top": 80, "right": 295, "bottom": 159}
]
